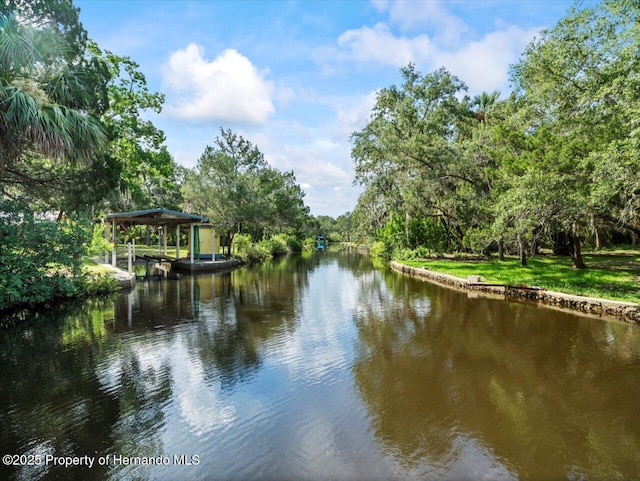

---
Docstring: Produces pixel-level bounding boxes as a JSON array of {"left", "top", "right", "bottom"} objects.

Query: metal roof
[{"left": 104, "top": 208, "right": 208, "bottom": 226}]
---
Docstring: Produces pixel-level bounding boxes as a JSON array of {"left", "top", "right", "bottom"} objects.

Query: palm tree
[
  {"left": 471, "top": 90, "right": 501, "bottom": 122},
  {"left": 0, "top": 13, "right": 106, "bottom": 171}
]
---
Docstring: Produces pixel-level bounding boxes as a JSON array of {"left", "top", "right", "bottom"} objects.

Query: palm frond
[{"left": 1, "top": 84, "right": 106, "bottom": 164}]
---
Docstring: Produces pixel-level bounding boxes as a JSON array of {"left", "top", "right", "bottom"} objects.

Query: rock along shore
[{"left": 390, "top": 261, "right": 640, "bottom": 324}]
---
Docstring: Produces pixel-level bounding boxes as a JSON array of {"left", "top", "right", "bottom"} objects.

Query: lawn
[{"left": 398, "top": 251, "right": 640, "bottom": 303}]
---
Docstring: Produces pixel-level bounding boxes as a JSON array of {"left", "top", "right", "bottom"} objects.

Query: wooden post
[
  {"left": 111, "top": 218, "right": 117, "bottom": 267},
  {"left": 103, "top": 221, "right": 109, "bottom": 263},
  {"left": 190, "top": 224, "right": 194, "bottom": 264},
  {"left": 132, "top": 238, "right": 136, "bottom": 261},
  {"left": 127, "top": 242, "right": 132, "bottom": 273},
  {"left": 211, "top": 227, "right": 216, "bottom": 263},
  {"left": 176, "top": 225, "right": 180, "bottom": 259},
  {"left": 163, "top": 225, "right": 168, "bottom": 256},
  {"left": 158, "top": 226, "right": 162, "bottom": 255}
]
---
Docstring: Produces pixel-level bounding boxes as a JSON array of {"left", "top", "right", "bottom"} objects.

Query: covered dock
[{"left": 103, "top": 208, "right": 240, "bottom": 273}]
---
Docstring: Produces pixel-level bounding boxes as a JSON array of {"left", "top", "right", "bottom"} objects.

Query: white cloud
[
  {"left": 162, "top": 44, "right": 275, "bottom": 124},
  {"left": 377, "top": 0, "right": 469, "bottom": 45},
  {"left": 334, "top": 90, "right": 378, "bottom": 139},
  {"left": 336, "top": 23, "right": 434, "bottom": 67},
  {"left": 434, "top": 26, "right": 539, "bottom": 94},
  {"left": 325, "top": 17, "right": 538, "bottom": 96},
  {"left": 249, "top": 125, "right": 360, "bottom": 217}
]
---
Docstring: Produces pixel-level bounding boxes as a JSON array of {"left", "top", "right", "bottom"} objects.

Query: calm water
[{"left": 1, "top": 250, "right": 639, "bottom": 481}]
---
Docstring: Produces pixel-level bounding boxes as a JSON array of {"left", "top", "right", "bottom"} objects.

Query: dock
[
  {"left": 172, "top": 258, "right": 241, "bottom": 272},
  {"left": 140, "top": 254, "right": 241, "bottom": 273}
]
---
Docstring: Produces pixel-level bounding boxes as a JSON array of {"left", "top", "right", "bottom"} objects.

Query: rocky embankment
[{"left": 390, "top": 261, "right": 640, "bottom": 324}]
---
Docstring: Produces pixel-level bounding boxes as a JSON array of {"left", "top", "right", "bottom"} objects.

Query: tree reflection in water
[
  {"left": 352, "top": 266, "right": 640, "bottom": 480},
  {"left": 1, "top": 250, "right": 639, "bottom": 481}
]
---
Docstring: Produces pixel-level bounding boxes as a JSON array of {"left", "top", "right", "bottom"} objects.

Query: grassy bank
[{"left": 397, "top": 251, "right": 640, "bottom": 303}]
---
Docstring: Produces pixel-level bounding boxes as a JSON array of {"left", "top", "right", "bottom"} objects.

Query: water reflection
[
  {"left": 0, "top": 255, "right": 313, "bottom": 481},
  {"left": 0, "top": 250, "right": 639, "bottom": 481},
  {"left": 353, "top": 266, "right": 640, "bottom": 480}
]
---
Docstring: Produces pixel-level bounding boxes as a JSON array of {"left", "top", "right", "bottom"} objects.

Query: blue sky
[{"left": 75, "top": 0, "right": 580, "bottom": 218}]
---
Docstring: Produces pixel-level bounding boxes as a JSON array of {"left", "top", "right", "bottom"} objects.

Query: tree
[
  {"left": 257, "top": 168, "right": 310, "bottom": 238},
  {"left": 96, "top": 49, "right": 181, "bottom": 212},
  {"left": 471, "top": 90, "right": 501, "bottom": 123},
  {"left": 351, "top": 64, "right": 489, "bottom": 252},
  {"left": 507, "top": 0, "right": 640, "bottom": 267},
  {"left": 182, "top": 129, "right": 270, "bottom": 255},
  {"left": 0, "top": 12, "right": 106, "bottom": 175}
]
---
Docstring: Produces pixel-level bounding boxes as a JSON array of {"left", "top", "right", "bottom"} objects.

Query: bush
[
  {"left": 87, "top": 223, "right": 114, "bottom": 257},
  {"left": 302, "top": 237, "right": 316, "bottom": 250},
  {"left": 0, "top": 200, "right": 95, "bottom": 312},
  {"left": 396, "top": 246, "right": 433, "bottom": 260},
  {"left": 284, "top": 235, "right": 303, "bottom": 252},
  {"left": 267, "top": 234, "right": 288, "bottom": 255},
  {"left": 231, "top": 233, "right": 252, "bottom": 257},
  {"left": 247, "top": 241, "right": 272, "bottom": 262},
  {"left": 81, "top": 274, "right": 120, "bottom": 296},
  {"left": 370, "top": 241, "right": 392, "bottom": 259}
]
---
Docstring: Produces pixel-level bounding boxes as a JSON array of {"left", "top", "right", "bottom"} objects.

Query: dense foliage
[
  {"left": 182, "top": 129, "right": 311, "bottom": 255},
  {"left": 0, "top": 1, "right": 179, "bottom": 314},
  {"left": 351, "top": 0, "right": 640, "bottom": 267},
  {"left": 0, "top": 199, "right": 117, "bottom": 312}
]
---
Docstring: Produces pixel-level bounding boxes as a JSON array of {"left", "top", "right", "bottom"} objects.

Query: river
[{"left": 1, "top": 249, "right": 639, "bottom": 480}]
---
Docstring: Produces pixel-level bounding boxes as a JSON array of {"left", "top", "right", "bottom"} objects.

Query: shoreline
[
  {"left": 390, "top": 261, "right": 640, "bottom": 324},
  {"left": 101, "top": 264, "right": 136, "bottom": 289}
]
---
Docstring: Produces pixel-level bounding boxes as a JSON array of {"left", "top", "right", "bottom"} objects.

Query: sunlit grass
[
  {"left": 398, "top": 252, "right": 640, "bottom": 303},
  {"left": 82, "top": 259, "right": 119, "bottom": 275}
]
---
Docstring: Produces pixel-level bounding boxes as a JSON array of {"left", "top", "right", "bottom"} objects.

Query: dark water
[{"left": 1, "top": 250, "right": 639, "bottom": 481}]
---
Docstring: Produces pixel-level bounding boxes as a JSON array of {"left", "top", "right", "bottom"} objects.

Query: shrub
[
  {"left": 247, "top": 241, "right": 272, "bottom": 262},
  {"left": 81, "top": 274, "right": 120, "bottom": 296},
  {"left": 87, "top": 223, "right": 114, "bottom": 257},
  {"left": 370, "top": 241, "right": 392, "bottom": 259},
  {"left": 0, "top": 200, "right": 94, "bottom": 312},
  {"left": 284, "top": 235, "right": 303, "bottom": 252},
  {"left": 302, "top": 237, "right": 316, "bottom": 250},
  {"left": 231, "top": 233, "right": 252, "bottom": 257},
  {"left": 267, "top": 234, "right": 288, "bottom": 255}
]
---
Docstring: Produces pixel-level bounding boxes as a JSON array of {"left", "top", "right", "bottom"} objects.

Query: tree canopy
[
  {"left": 182, "top": 129, "right": 310, "bottom": 254},
  {"left": 351, "top": 0, "right": 640, "bottom": 267}
]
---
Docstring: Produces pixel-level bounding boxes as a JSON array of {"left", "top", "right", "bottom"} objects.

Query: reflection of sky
[
  {"left": 97, "top": 331, "right": 237, "bottom": 435},
  {"left": 85, "top": 252, "right": 640, "bottom": 481},
  {"left": 4, "top": 252, "right": 640, "bottom": 481},
  {"left": 92, "top": 256, "right": 394, "bottom": 479},
  {"left": 266, "top": 263, "right": 357, "bottom": 385}
]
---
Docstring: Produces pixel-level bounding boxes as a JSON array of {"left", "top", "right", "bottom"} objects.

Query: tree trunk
[
  {"left": 226, "top": 232, "right": 234, "bottom": 257},
  {"left": 454, "top": 224, "right": 466, "bottom": 252},
  {"left": 440, "top": 217, "right": 451, "bottom": 252},
  {"left": 405, "top": 211, "right": 410, "bottom": 247},
  {"left": 518, "top": 233, "right": 527, "bottom": 267},
  {"left": 498, "top": 239, "right": 505, "bottom": 261},
  {"left": 590, "top": 215, "right": 600, "bottom": 251},
  {"left": 570, "top": 226, "right": 586, "bottom": 269}
]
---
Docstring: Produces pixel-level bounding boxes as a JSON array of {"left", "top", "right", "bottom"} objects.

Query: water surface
[{"left": 1, "top": 250, "right": 639, "bottom": 480}]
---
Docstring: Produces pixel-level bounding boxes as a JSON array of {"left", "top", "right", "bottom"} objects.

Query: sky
[{"left": 75, "top": 0, "right": 581, "bottom": 218}]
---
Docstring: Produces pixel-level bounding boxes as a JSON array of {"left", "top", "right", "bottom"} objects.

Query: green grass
[
  {"left": 82, "top": 259, "right": 120, "bottom": 275},
  {"left": 398, "top": 252, "right": 640, "bottom": 303}
]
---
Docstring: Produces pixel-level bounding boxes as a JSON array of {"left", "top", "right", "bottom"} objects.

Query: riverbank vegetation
[
  {"left": 3, "top": 0, "right": 639, "bottom": 314},
  {"left": 399, "top": 250, "right": 640, "bottom": 303},
  {"left": 0, "top": 2, "right": 317, "bottom": 315},
  {"left": 349, "top": 0, "right": 640, "bottom": 283}
]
